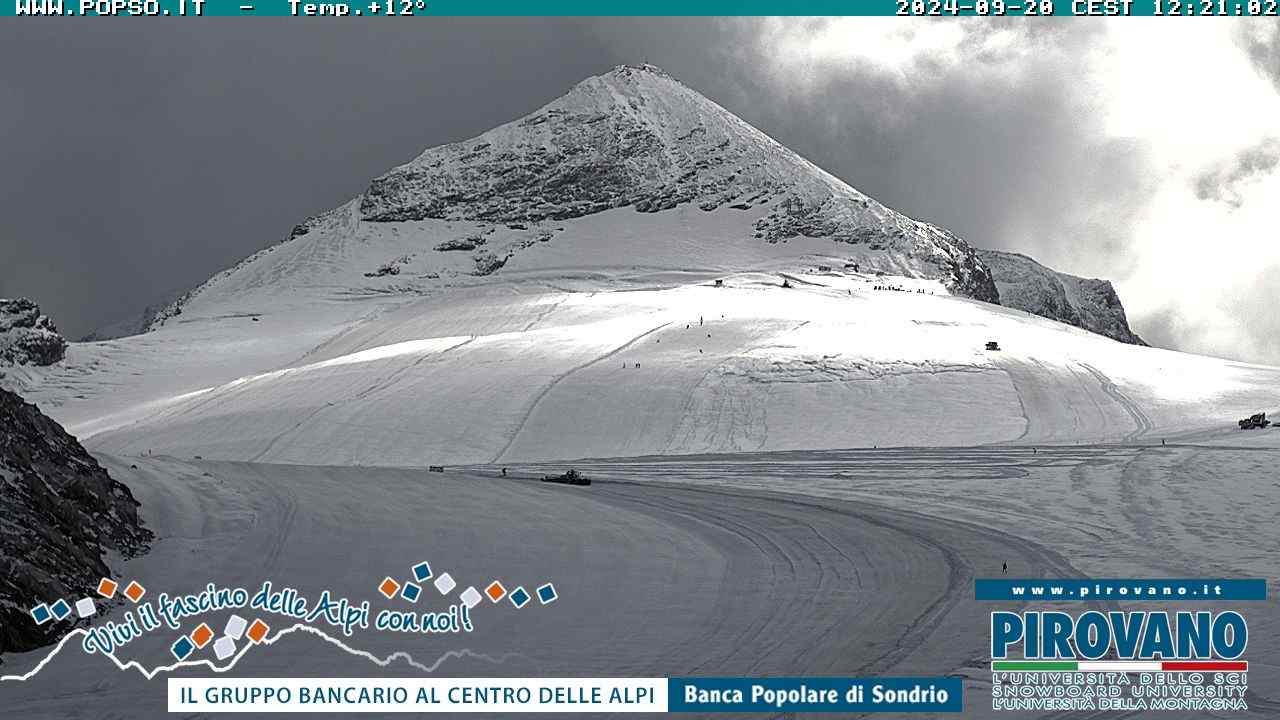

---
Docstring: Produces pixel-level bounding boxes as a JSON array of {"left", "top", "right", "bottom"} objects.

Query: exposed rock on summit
[{"left": 358, "top": 64, "right": 999, "bottom": 301}]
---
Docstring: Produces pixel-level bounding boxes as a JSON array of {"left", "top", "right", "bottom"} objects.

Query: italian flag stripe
[
  {"left": 991, "top": 660, "right": 1247, "bottom": 672},
  {"left": 1162, "top": 661, "right": 1249, "bottom": 671}
]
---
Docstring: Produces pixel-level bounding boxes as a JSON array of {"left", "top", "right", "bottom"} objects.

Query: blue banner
[
  {"left": 668, "top": 677, "right": 963, "bottom": 713},
  {"left": 975, "top": 578, "right": 1267, "bottom": 602}
]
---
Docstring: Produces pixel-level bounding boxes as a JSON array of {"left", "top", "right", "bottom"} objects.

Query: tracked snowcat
[
  {"left": 541, "top": 469, "right": 591, "bottom": 486},
  {"left": 1238, "top": 412, "right": 1271, "bottom": 430}
]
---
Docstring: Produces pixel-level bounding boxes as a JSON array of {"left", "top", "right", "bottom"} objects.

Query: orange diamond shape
[
  {"left": 485, "top": 581, "right": 507, "bottom": 602},
  {"left": 190, "top": 622, "right": 214, "bottom": 649},
  {"left": 97, "top": 578, "right": 118, "bottom": 598},
  {"left": 378, "top": 577, "right": 400, "bottom": 599},
  {"left": 247, "top": 619, "right": 269, "bottom": 643},
  {"left": 123, "top": 581, "right": 146, "bottom": 602}
]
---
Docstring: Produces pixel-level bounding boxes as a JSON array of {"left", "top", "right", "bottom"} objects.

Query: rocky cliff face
[
  {"left": 359, "top": 64, "right": 998, "bottom": 301},
  {"left": 978, "top": 250, "right": 1145, "bottom": 345},
  {"left": 0, "top": 299, "right": 67, "bottom": 367},
  {"left": 0, "top": 388, "right": 152, "bottom": 654}
]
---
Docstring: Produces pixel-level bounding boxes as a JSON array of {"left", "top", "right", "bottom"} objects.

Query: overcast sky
[{"left": 2, "top": 19, "right": 1278, "bottom": 362}]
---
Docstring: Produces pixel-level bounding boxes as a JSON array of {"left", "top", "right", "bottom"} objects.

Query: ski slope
[
  {"left": 19, "top": 63, "right": 1273, "bottom": 465},
  {"left": 0, "top": 455, "right": 999, "bottom": 715},
  {"left": 16, "top": 204, "right": 1278, "bottom": 466},
  {"left": 4, "top": 444, "right": 1279, "bottom": 719},
  {"left": 7, "top": 62, "right": 1280, "bottom": 720}
]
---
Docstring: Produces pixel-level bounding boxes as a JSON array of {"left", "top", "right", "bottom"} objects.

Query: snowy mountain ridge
[
  {"left": 979, "top": 250, "right": 1145, "bottom": 346},
  {"left": 357, "top": 64, "right": 998, "bottom": 301},
  {"left": 25, "top": 64, "right": 1278, "bottom": 467},
  {"left": 125, "top": 64, "right": 1163, "bottom": 342}
]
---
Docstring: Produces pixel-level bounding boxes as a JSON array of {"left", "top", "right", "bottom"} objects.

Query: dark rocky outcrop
[
  {"left": 979, "top": 250, "right": 1145, "bottom": 345},
  {"left": 0, "top": 388, "right": 152, "bottom": 654},
  {"left": 434, "top": 236, "right": 485, "bottom": 252},
  {"left": 0, "top": 299, "right": 67, "bottom": 367}
]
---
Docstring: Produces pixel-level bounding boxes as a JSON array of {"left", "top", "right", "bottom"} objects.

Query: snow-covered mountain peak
[
  {"left": 360, "top": 62, "right": 826, "bottom": 220},
  {"left": 357, "top": 65, "right": 998, "bottom": 299},
  {"left": 604, "top": 62, "right": 676, "bottom": 79},
  {"left": 121, "top": 66, "right": 1168, "bottom": 344},
  {"left": 32, "top": 67, "right": 1279, "bottom": 472}
]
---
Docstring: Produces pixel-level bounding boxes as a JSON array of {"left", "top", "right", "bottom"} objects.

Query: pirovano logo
[{"left": 979, "top": 579, "right": 1263, "bottom": 713}]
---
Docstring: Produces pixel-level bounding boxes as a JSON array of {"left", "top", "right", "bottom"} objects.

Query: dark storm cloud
[
  {"left": 590, "top": 19, "right": 1158, "bottom": 281},
  {"left": 0, "top": 19, "right": 1240, "bottom": 361},
  {"left": 1193, "top": 137, "right": 1280, "bottom": 209},
  {"left": 0, "top": 20, "right": 617, "bottom": 338}
]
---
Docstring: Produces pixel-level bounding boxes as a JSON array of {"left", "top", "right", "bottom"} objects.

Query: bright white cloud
[
  {"left": 1099, "top": 21, "right": 1280, "bottom": 166},
  {"left": 1096, "top": 21, "right": 1280, "bottom": 362},
  {"left": 761, "top": 18, "right": 971, "bottom": 78},
  {"left": 751, "top": 18, "right": 1280, "bottom": 364}
]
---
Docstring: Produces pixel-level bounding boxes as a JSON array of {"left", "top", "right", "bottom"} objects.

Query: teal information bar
[{"left": 7, "top": 0, "right": 1280, "bottom": 16}]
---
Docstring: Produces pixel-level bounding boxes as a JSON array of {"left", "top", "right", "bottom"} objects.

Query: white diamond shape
[
  {"left": 75, "top": 598, "right": 96, "bottom": 618},
  {"left": 433, "top": 572, "right": 456, "bottom": 595},
  {"left": 459, "top": 587, "right": 481, "bottom": 609},
  {"left": 224, "top": 614, "right": 248, "bottom": 640},
  {"left": 213, "top": 636, "right": 236, "bottom": 661}
]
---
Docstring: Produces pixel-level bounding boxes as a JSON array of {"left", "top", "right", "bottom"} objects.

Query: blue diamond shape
[
  {"left": 50, "top": 599, "right": 71, "bottom": 620},
  {"left": 30, "top": 604, "right": 51, "bottom": 625},
  {"left": 510, "top": 587, "right": 530, "bottom": 608},
  {"left": 412, "top": 562, "right": 432, "bottom": 582},
  {"left": 536, "top": 583, "right": 557, "bottom": 605},
  {"left": 171, "top": 636, "right": 195, "bottom": 661},
  {"left": 402, "top": 582, "right": 421, "bottom": 603}
]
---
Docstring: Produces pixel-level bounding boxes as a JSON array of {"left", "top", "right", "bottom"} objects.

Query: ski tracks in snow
[
  {"left": 1079, "top": 362, "right": 1153, "bottom": 442},
  {"left": 491, "top": 321, "right": 672, "bottom": 463}
]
